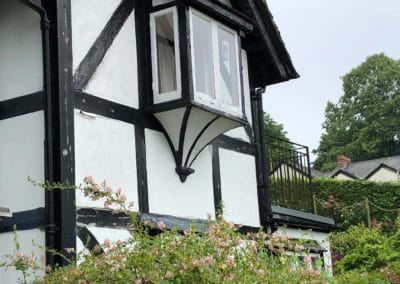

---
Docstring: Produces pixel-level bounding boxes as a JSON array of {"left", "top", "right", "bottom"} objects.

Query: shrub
[
  {"left": 330, "top": 218, "right": 400, "bottom": 281},
  {"left": 312, "top": 179, "right": 400, "bottom": 231}
]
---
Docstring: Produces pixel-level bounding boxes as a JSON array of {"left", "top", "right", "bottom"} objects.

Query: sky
[{"left": 263, "top": 0, "right": 400, "bottom": 161}]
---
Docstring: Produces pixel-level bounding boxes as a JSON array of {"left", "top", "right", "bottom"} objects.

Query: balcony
[{"left": 266, "top": 135, "right": 314, "bottom": 213}]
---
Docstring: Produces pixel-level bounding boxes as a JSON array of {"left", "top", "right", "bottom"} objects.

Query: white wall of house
[
  {"left": 334, "top": 173, "right": 355, "bottom": 181},
  {"left": 0, "top": 112, "right": 45, "bottom": 212},
  {"left": 146, "top": 129, "right": 215, "bottom": 220},
  {"left": 74, "top": 111, "right": 139, "bottom": 210},
  {"left": 72, "top": 0, "right": 139, "bottom": 108},
  {"left": 367, "top": 167, "right": 399, "bottom": 182},
  {"left": 220, "top": 149, "right": 260, "bottom": 227},
  {"left": 0, "top": 0, "right": 43, "bottom": 101},
  {"left": 0, "top": 229, "right": 45, "bottom": 284},
  {"left": 276, "top": 227, "right": 332, "bottom": 275}
]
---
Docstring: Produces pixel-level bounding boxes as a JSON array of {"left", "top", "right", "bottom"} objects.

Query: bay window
[
  {"left": 191, "top": 10, "right": 241, "bottom": 115},
  {"left": 148, "top": 2, "right": 252, "bottom": 181}
]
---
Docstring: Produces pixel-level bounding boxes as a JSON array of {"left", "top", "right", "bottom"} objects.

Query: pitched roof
[{"left": 326, "top": 155, "right": 400, "bottom": 179}]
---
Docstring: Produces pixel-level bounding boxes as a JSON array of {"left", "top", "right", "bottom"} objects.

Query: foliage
[
  {"left": 2, "top": 177, "right": 330, "bottom": 283},
  {"left": 329, "top": 219, "right": 400, "bottom": 282},
  {"left": 40, "top": 221, "right": 328, "bottom": 284},
  {"left": 264, "top": 113, "right": 290, "bottom": 141},
  {"left": 312, "top": 178, "right": 400, "bottom": 231},
  {"left": 314, "top": 53, "right": 400, "bottom": 171}
]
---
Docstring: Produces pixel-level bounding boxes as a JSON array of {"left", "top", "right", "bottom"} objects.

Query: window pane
[
  {"left": 218, "top": 27, "right": 239, "bottom": 107},
  {"left": 192, "top": 14, "right": 215, "bottom": 98},
  {"left": 156, "top": 12, "right": 177, "bottom": 94}
]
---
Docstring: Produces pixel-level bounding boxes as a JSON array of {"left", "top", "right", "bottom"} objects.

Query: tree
[
  {"left": 314, "top": 54, "right": 400, "bottom": 171},
  {"left": 263, "top": 113, "right": 289, "bottom": 141}
]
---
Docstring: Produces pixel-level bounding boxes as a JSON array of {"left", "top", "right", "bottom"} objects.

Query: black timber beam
[{"left": 0, "top": 92, "right": 44, "bottom": 121}]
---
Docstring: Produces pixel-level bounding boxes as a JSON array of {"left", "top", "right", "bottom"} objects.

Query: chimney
[{"left": 336, "top": 155, "right": 351, "bottom": 168}]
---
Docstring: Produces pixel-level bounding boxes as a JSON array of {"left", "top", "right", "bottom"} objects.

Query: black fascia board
[
  {"left": 186, "top": 0, "right": 253, "bottom": 32},
  {"left": 233, "top": 0, "right": 299, "bottom": 87}
]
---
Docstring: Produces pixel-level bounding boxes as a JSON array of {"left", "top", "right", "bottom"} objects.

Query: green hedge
[{"left": 312, "top": 179, "right": 400, "bottom": 231}]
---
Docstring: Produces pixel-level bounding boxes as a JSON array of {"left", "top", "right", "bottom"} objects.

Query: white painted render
[
  {"left": 367, "top": 167, "right": 399, "bottom": 182},
  {"left": 74, "top": 111, "right": 139, "bottom": 211},
  {"left": 85, "top": 12, "right": 139, "bottom": 109},
  {"left": 219, "top": 149, "right": 260, "bottom": 227},
  {"left": 71, "top": 0, "right": 120, "bottom": 71},
  {"left": 0, "top": 229, "right": 45, "bottom": 284},
  {"left": 154, "top": 108, "right": 186, "bottom": 150},
  {"left": 146, "top": 129, "right": 215, "bottom": 220},
  {"left": 334, "top": 172, "right": 355, "bottom": 181},
  {"left": 0, "top": 112, "right": 45, "bottom": 212},
  {"left": 0, "top": 0, "right": 43, "bottom": 101},
  {"left": 276, "top": 226, "right": 333, "bottom": 275},
  {"left": 225, "top": 127, "right": 250, "bottom": 142},
  {"left": 88, "top": 226, "right": 132, "bottom": 246}
]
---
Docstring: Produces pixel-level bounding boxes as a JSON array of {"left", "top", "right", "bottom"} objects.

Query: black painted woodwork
[
  {"left": 77, "top": 226, "right": 105, "bottom": 255},
  {"left": 135, "top": 126, "right": 149, "bottom": 213},
  {"left": 212, "top": 140, "right": 222, "bottom": 215},
  {"left": 0, "top": 92, "right": 44, "bottom": 121},
  {"left": 73, "top": 0, "right": 135, "bottom": 90},
  {"left": 0, "top": 208, "right": 45, "bottom": 233}
]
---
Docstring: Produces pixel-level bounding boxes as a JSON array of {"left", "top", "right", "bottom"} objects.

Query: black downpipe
[
  {"left": 251, "top": 87, "right": 275, "bottom": 232},
  {"left": 19, "top": 0, "right": 57, "bottom": 267}
]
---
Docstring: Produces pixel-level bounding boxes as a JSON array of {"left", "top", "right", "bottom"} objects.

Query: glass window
[
  {"left": 155, "top": 12, "right": 177, "bottom": 94},
  {"left": 218, "top": 27, "right": 239, "bottom": 107},
  {"left": 192, "top": 14, "right": 215, "bottom": 98}
]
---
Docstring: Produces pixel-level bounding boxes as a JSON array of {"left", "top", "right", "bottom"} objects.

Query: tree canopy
[
  {"left": 314, "top": 54, "right": 400, "bottom": 171},
  {"left": 263, "top": 113, "right": 289, "bottom": 141}
]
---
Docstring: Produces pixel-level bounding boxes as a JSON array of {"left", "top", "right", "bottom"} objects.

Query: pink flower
[
  {"left": 120, "top": 194, "right": 127, "bottom": 202},
  {"left": 328, "top": 195, "right": 335, "bottom": 201},
  {"left": 303, "top": 256, "right": 312, "bottom": 266},
  {"left": 157, "top": 221, "right": 166, "bottom": 231},
  {"left": 85, "top": 176, "right": 94, "bottom": 183},
  {"left": 225, "top": 255, "right": 235, "bottom": 267}
]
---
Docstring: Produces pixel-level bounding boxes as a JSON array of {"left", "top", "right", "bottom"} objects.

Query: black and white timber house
[{"left": 0, "top": 0, "right": 334, "bottom": 281}]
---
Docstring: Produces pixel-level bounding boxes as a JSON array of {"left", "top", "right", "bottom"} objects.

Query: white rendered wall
[
  {"left": 0, "top": 0, "right": 43, "bottom": 101},
  {"left": 72, "top": 0, "right": 139, "bottom": 108},
  {"left": 88, "top": 226, "right": 132, "bottom": 246},
  {"left": 74, "top": 111, "right": 139, "bottom": 211},
  {"left": 367, "top": 168, "right": 399, "bottom": 182},
  {"left": 71, "top": 0, "right": 120, "bottom": 71},
  {"left": 0, "top": 229, "right": 45, "bottom": 284},
  {"left": 334, "top": 173, "right": 355, "bottom": 181},
  {"left": 276, "top": 226, "right": 333, "bottom": 275},
  {"left": 146, "top": 129, "right": 215, "bottom": 220},
  {"left": 225, "top": 127, "right": 250, "bottom": 142},
  {"left": 219, "top": 149, "right": 260, "bottom": 227},
  {"left": 0, "top": 112, "right": 45, "bottom": 212}
]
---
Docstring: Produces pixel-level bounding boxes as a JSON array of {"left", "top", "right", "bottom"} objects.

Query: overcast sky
[{"left": 263, "top": 0, "right": 400, "bottom": 161}]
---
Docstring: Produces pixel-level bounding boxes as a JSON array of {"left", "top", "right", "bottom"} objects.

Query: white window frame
[
  {"left": 150, "top": 7, "right": 182, "bottom": 104},
  {"left": 189, "top": 8, "right": 243, "bottom": 117}
]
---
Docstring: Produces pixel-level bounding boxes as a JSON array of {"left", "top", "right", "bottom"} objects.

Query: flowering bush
[{"left": 27, "top": 177, "right": 327, "bottom": 283}]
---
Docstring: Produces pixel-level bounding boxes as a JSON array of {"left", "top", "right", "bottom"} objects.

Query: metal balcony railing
[{"left": 266, "top": 135, "right": 314, "bottom": 213}]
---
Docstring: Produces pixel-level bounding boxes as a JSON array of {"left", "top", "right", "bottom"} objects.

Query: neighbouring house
[
  {"left": 312, "top": 155, "right": 400, "bottom": 182},
  {"left": 0, "top": 0, "right": 334, "bottom": 281}
]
